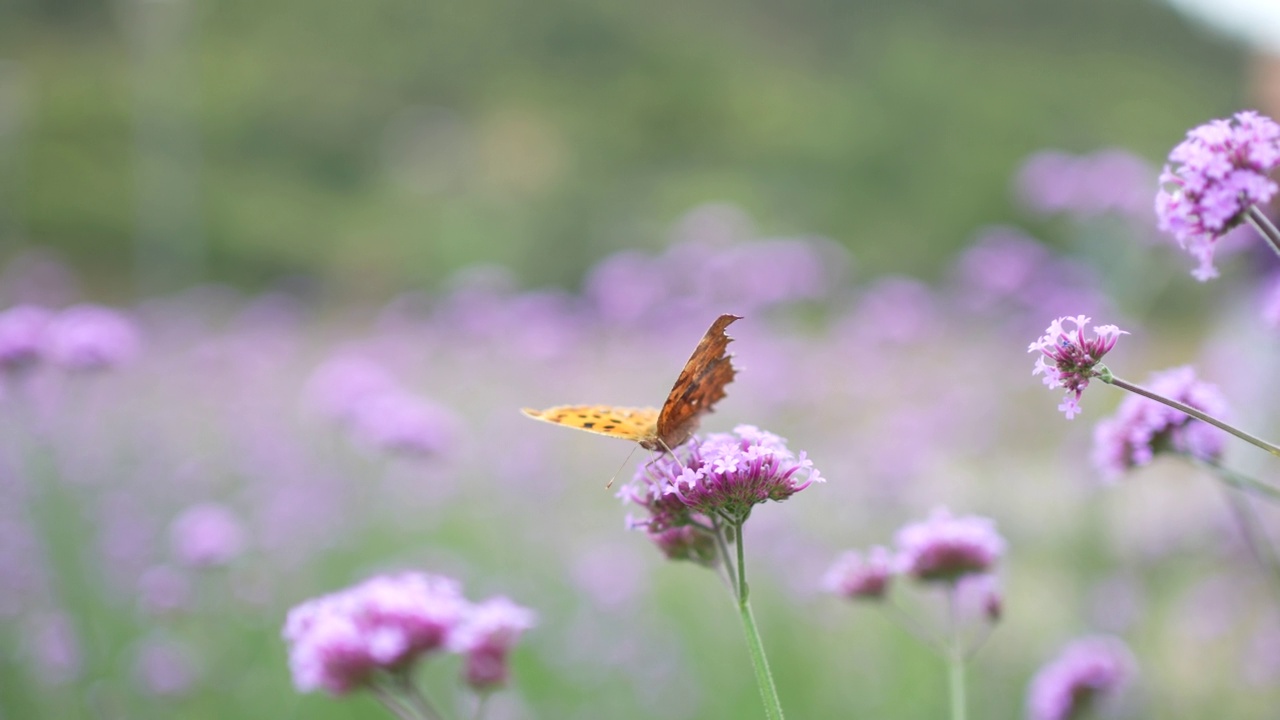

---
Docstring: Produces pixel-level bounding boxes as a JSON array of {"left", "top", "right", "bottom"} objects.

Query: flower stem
[
  {"left": 371, "top": 681, "right": 421, "bottom": 720},
  {"left": 1246, "top": 205, "right": 1280, "bottom": 261},
  {"left": 393, "top": 671, "right": 445, "bottom": 720},
  {"left": 946, "top": 587, "right": 967, "bottom": 720},
  {"left": 1104, "top": 374, "right": 1280, "bottom": 459},
  {"left": 1191, "top": 457, "right": 1280, "bottom": 503},
  {"left": 948, "top": 652, "right": 967, "bottom": 720},
  {"left": 1198, "top": 462, "right": 1280, "bottom": 602},
  {"left": 730, "top": 522, "right": 786, "bottom": 720}
]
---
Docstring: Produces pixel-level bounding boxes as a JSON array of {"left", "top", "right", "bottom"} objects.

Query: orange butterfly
[{"left": 521, "top": 314, "right": 740, "bottom": 453}]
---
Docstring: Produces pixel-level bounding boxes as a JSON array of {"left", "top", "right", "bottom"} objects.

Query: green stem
[
  {"left": 946, "top": 587, "right": 967, "bottom": 720},
  {"left": 1104, "top": 374, "right": 1280, "bottom": 459},
  {"left": 730, "top": 522, "right": 785, "bottom": 720},
  {"left": 1197, "top": 461, "right": 1280, "bottom": 603},
  {"left": 948, "top": 652, "right": 967, "bottom": 720},
  {"left": 371, "top": 681, "right": 421, "bottom": 720},
  {"left": 1246, "top": 205, "right": 1280, "bottom": 262},
  {"left": 1191, "top": 457, "right": 1280, "bottom": 503},
  {"left": 394, "top": 672, "right": 445, "bottom": 720}
]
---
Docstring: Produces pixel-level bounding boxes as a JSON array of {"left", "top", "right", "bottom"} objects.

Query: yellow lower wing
[{"left": 520, "top": 405, "right": 660, "bottom": 443}]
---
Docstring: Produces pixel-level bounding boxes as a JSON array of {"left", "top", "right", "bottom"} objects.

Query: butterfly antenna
[{"left": 607, "top": 445, "right": 642, "bottom": 489}]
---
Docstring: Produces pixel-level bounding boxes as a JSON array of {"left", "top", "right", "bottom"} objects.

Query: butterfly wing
[
  {"left": 521, "top": 405, "right": 661, "bottom": 443},
  {"left": 654, "top": 314, "right": 741, "bottom": 449}
]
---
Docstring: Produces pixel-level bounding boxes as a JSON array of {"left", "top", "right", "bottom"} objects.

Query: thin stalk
[
  {"left": 1191, "top": 457, "right": 1280, "bottom": 503},
  {"left": 1246, "top": 205, "right": 1280, "bottom": 261},
  {"left": 947, "top": 653, "right": 967, "bottom": 720},
  {"left": 371, "top": 682, "right": 421, "bottom": 720},
  {"left": 731, "top": 522, "right": 786, "bottom": 720},
  {"left": 394, "top": 672, "right": 445, "bottom": 720},
  {"left": 1206, "top": 473, "right": 1280, "bottom": 603},
  {"left": 946, "top": 587, "right": 967, "bottom": 720},
  {"left": 1104, "top": 374, "right": 1280, "bottom": 458}
]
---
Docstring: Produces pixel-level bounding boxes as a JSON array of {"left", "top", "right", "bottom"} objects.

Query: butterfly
[{"left": 521, "top": 314, "right": 741, "bottom": 453}]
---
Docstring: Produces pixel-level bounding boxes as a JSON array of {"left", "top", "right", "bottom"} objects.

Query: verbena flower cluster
[
  {"left": 825, "top": 507, "right": 1005, "bottom": 600},
  {"left": 1029, "top": 315, "right": 1126, "bottom": 419},
  {"left": 0, "top": 303, "right": 139, "bottom": 373},
  {"left": 622, "top": 425, "right": 823, "bottom": 536},
  {"left": 1156, "top": 110, "right": 1280, "bottom": 281},
  {"left": 1092, "top": 366, "right": 1228, "bottom": 480},
  {"left": 1026, "top": 636, "right": 1134, "bottom": 720},
  {"left": 282, "top": 572, "right": 534, "bottom": 695},
  {"left": 304, "top": 354, "right": 459, "bottom": 457}
]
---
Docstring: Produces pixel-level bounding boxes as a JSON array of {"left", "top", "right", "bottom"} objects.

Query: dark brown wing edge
[{"left": 654, "top": 314, "right": 741, "bottom": 447}]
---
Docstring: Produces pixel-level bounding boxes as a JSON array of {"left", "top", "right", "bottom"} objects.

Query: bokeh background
[{"left": 3, "top": 0, "right": 1280, "bottom": 718}]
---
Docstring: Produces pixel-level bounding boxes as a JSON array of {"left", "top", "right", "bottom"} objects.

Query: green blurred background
[{"left": 0, "top": 0, "right": 1250, "bottom": 299}]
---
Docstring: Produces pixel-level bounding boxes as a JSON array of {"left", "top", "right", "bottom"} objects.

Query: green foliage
[{"left": 0, "top": 0, "right": 1246, "bottom": 295}]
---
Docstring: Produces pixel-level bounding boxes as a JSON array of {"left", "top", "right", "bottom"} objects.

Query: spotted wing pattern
[
  {"left": 653, "top": 314, "right": 741, "bottom": 450},
  {"left": 520, "top": 405, "right": 661, "bottom": 443}
]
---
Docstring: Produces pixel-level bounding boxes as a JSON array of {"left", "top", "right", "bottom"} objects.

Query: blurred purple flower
[
  {"left": 348, "top": 390, "right": 458, "bottom": 456},
  {"left": 1156, "top": 110, "right": 1280, "bottom": 280},
  {"left": 823, "top": 546, "right": 895, "bottom": 600},
  {"left": 629, "top": 425, "right": 822, "bottom": 523},
  {"left": 584, "top": 251, "right": 671, "bottom": 324},
  {"left": 26, "top": 611, "right": 81, "bottom": 685},
  {"left": 43, "top": 304, "right": 141, "bottom": 370},
  {"left": 1016, "top": 149, "right": 1155, "bottom": 220},
  {"left": 955, "top": 573, "right": 1003, "bottom": 623},
  {"left": 0, "top": 304, "right": 53, "bottom": 371},
  {"left": 447, "top": 596, "right": 537, "bottom": 692},
  {"left": 950, "top": 227, "right": 1053, "bottom": 313},
  {"left": 1027, "top": 635, "right": 1135, "bottom": 720},
  {"left": 1092, "top": 366, "right": 1228, "bottom": 480},
  {"left": 282, "top": 571, "right": 470, "bottom": 695},
  {"left": 137, "top": 564, "right": 193, "bottom": 616},
  {"left": 303, "top": 355, "right": 398, "bottom": 423},
  {"left": 1029, "top": 315, "right": 1126, "bottom": 419},
  {"left": 894, "top": 507, "right": 1005, "bottom": 583},
  {"left": 134, "top": 636, "right": 198, "bottom": 696},
  {"left": 169, "top": 503, "right": 248, "bottom": 569}
]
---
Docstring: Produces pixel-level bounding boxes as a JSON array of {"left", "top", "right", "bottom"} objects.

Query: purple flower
[
  {"left": 628, "top": 425, "right": 822, "bottom": 523},
  {"left": 282, "top": 572, "right": 470, "bottom": 695},
  {"left": 137, "top": 564, "right": 193, "bottom": 615},
  {"left": 894, "top": 507, "right": 1005, "bottom": 583},
  {"left": 1017, "top": 149, "right": 1155, "bottom": 220},
  {"left": 1156, "top": 110, "right": 1280, "bottom": 280},
  {"left": 1027, "top": 636, "right": 1135, "bottom": 720},
  {"left": 0, "top": 305, "right": 53, "bottom": 371},
  {"left": 26, "top": 611, "right": 81, "bottom": 685},
  {"left": 1029, "top": 315, "right": 1127, "bottom": 419},
  {"left": 304, "top": 355, "right": 398, "bottom": 423},
  {"left": 42, "top": 304, "right": 141, "bottom": 370},
  {"left": 1092, "top": 366, "right": 1228, "bottom": 480},
  {"left": 134, "top": 636, "right": 198, "bottom": 696},
  {"left": 447, "top": 596, "right": 537, "bottom": 691},
  {"left": 823, "top": 546, "right": 895, "bottom": 600},
  {"left": 347, "top": 390, "right": 458, "bottom": 456},
  {"left": 169, "top": 503, "right": 248, "bottom": 569}
]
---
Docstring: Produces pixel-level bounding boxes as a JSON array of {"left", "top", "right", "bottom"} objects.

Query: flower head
[
  {"left": 823, "top": 546, "right": 895, "bottom": 600},
  {"left": 894, "top": 507, "right": 1005, "bottom": 583},
  {"left": 347, "top": 390, "right": 458, "bottom": 456},
  {"left": 627, "top": 425, "right": 822, "bottom": 524},
  {"left": 169, "top": 503, "right": 248, "bottom": 569},
  {"left": 282, "top": 572, "right": 470, "bottom": 695},
  {"left": 1027, "top": 635, "right": 1135, "bottom": 720},
  {"left": 42, "top": 304, "right": 140, "bottom": 370},
  {"left": 447, "top": 596, "right": 537, "bottom": 692},
  {"left": 1029, "top": 315, "right": 1126, "bottom": 419},
  {"left": 1156, "top": 110, "right": 1280, "bottom": 280},
  {"left": 0, "top": 305, "right": 53, "bottom": 371},
  {"left": 1092, "top": 366, "right": 1228, "bottom": 480}
]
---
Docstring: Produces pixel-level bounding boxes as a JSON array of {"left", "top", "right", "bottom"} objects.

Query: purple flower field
[{"left": 3, "top": 135, "right": 1280, "bottom": 718}]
